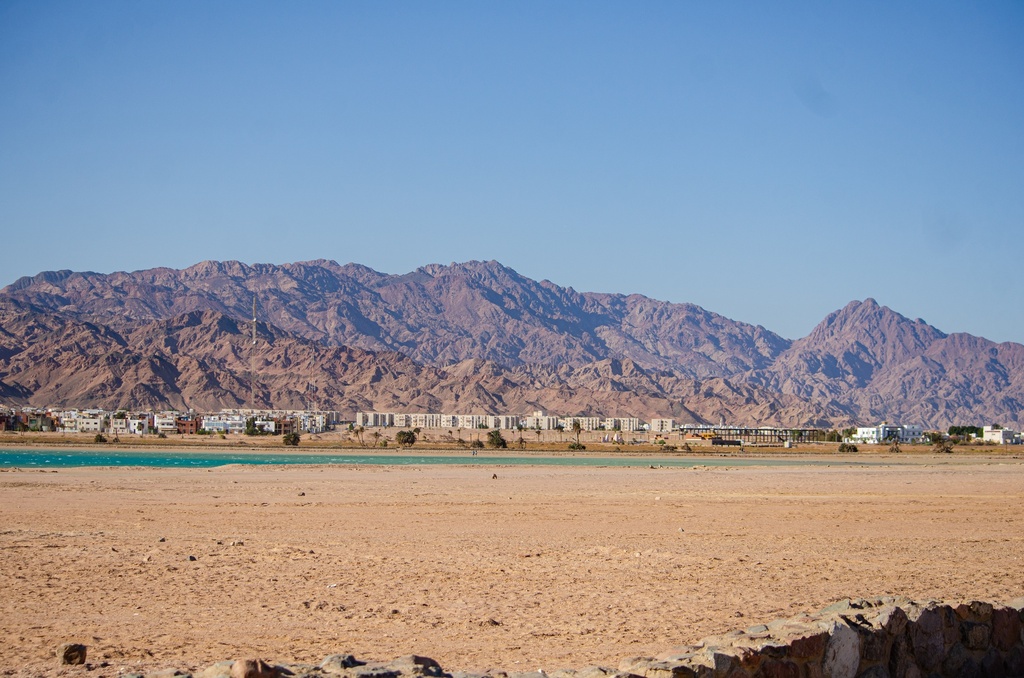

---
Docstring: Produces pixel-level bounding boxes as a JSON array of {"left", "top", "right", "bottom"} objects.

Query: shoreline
[
  {"left": 2, "top": 443, "right": 1023, "bottom": 468},
  {"left": 3, "top": 431, "right": 1022, "bottom": 461}
]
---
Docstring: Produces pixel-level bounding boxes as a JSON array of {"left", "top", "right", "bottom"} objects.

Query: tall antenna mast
[{"left": 250, "top": 295, "right": 257, "bottom": 412}]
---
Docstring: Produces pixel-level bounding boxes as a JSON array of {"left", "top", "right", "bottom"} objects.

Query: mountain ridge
[{"left": 2, "top": 260, "right": 1021, "bottom": 428}]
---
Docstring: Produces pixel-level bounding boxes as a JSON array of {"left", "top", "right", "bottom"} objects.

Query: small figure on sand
[{"left": 492, "top": 473, "right": 498, "bottom": 480}]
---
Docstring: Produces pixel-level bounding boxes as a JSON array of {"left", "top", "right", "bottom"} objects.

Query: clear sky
[{"left": 2, "top": 2, "right": 1022, "bottom": 342}]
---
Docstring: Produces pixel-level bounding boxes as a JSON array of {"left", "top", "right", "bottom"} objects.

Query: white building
[
  {"left": 297, "top": 412, "right": 329, "bottom": 433},
  {"left": 356, "top": 412, "right": 394, "bottom": 427},
  {"left": 524, "top": 412, "right": 560, "bottom": 430},
  {"left": 617, "top": 418, "right": 642, "bottom": 432},
  {"left": 201, "top": 414, "right": 247, "bottom": 434},
  {"left": 75, "top": 413, "right": 106, "bottom": 433},
  {"left": 490, "top": 415, "right": 520, "bottom": 430},
  {"left": 456, "top": 414, "right": 491, "bottom": 429},
  {"left": 559, "top": 417, "right": 602, "bottom": 431},
  {"left": 153, "top": 413, "right": 179, "bottom": 434},
  {"left": 649, "top": 418, "right": 675, "bottom": 433},
  {"left": 852, "top": 424, "right": 924, "bottom": 444},
  {"left": 409, "top": 413, "right": 443, "bottom": 429},
  {"left": 982, "top": 426, "right": 1017, "bottom": 444}
]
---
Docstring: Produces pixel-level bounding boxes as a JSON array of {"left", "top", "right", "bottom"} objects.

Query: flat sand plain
[{"left": 1, "top": 456, "right": 1022, "bottom": 675}]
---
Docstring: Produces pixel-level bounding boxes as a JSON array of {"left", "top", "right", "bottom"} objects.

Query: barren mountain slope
[
  {"left": 751, "top": 299, "right": 1024, "bottom": 426},
  {"left": 4, "top": 264, "right": 1023, "bottom": 428},
  {"left": 0, "top": 301, "right": 840, "bottom": 426},
  {"left": 2, "top": 260, "right": 790, "bottom": 378}
]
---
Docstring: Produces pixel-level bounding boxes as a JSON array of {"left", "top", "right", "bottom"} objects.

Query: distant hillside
[
  {"left": 3, "top": 259, "right": 789, "bottom": 379},
  {"left": 0, "top": 301, "right": 833, "bottom": 425},
  {"left": 2, "top": 260, "right": 1022, "bottom": 428},
  {"left": 750, "top": 299, "right": 1024, "bottom": 427}
]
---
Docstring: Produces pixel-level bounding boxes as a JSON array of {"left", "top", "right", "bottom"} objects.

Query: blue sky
[{"left": 2, "top": 2, "right": 1022, "bottom": 342}]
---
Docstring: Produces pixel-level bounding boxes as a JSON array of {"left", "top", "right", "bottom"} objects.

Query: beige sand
[{"left": 1, "top": 458, "right": 1022, "bottom": 675}]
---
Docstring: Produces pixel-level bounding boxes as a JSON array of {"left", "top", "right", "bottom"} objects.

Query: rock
[
  {"left": 941, "top": 643, "right": 980, "bottom": 678},
  {"left": 992, "top": 605, "right": 1022, "bottom": 651},
  {"left": 907, "top": 606, "right": 947, "bottom": 673},
  {"left": 753, "top": 658, "right": 799, "bottom": 678},
  {"left": 1006, "top": 646, "right": 1024, "bottom": 677},
  {"left": 786, "top": 631, "right": 828, "bottom": 660},
  {"left": 321, "top": 655, "right": 364, "bottom": 673},
  {"left": 979, "top": 647, "right": 1004, "bottom": 678},
  {"left": 887, "top": 631, "right": 916, "bottom": 678},
  {"left": 56, "top": 642, "right": 87, "bottom": 665},
  {"left": 196, "top": 661, "right": 236, "bottom": 678},
  {"left": 961, "top": 620, "right": 991, "bottom": 651},
  {"left": 822, "top": 621, "right": 860, "bottom": 678},
  {"left": 956, "top": 601, "right": 993, "bottom": 623},
  {"left": 390, "top": 655, "right": 444, "bottom": 677},
  {"left": 231, "top": 659, "right": 280, "bottom": 678}
]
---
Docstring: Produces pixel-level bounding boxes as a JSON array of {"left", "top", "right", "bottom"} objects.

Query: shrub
[
  {"left": 838, "top": 442, "right": 858, "bottom": 453},
  {"left": 395, "top": 430, "right": 417, "bottom": 447},
  {"left": 283, "top": 432, "right": 301, "bottom": 446},
  {"left": 93, "top": 433, "right": 107, "bottom": 443},
  {"left": 567, "top": 442, "right": 586, "bottom": 451},
  {"left": 469, "top": 439, "right": 484, "bottom": 449}
]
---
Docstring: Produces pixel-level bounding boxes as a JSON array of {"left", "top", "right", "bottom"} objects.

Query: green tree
[
  {"left": 486, "top": 429, "right": 507, "bottom": 449},
  {"left": 245, "top": 417, "right": 267, "bottom": 436},
  {"left": 395, "top": 430, "right": 417, "bottom": 447}
]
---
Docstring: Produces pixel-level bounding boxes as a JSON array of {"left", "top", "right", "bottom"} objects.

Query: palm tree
[
  {"left": 572, "top": 420, "right": 583, "bottom": 446},
  {"left": 355, "top": 425, "right": 365, "bottom": 446},
  {"left": 486, "top": 429, "right": 507, "bottom": 449}
]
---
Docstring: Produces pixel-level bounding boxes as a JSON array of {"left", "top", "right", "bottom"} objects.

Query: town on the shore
[{"left": 0, "top": 405, "right": 1020, "bottom": 446}]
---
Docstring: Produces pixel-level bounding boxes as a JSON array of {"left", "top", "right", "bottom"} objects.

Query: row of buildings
[
  {"left": 356, "top": 410, "right": 652, "bottom": 432},
  {"left": 4, "top": 405, "right": 1018, "bottom": 445},
  {"left": 355, "top": 411, "right": 834, "bottom": 444},
  {"left": 847, "top": 423, "right": 1021, "bottom": 445},
  {"left": 0, "top": 408, "right": 341, "bottom": 436}
]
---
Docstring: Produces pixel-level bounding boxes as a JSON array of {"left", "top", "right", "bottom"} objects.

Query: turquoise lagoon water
[{"left": 0, "top": 448, "right": 854, "bottom": 469}]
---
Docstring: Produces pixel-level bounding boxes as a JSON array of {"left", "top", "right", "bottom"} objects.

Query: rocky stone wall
[{"left": 60, "top": 597, "right": 1024, "bottom": 678}]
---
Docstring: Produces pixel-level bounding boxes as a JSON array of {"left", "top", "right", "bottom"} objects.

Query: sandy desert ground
[{"left": 1, "top": 456, "right": 1022, "bottom": 676}]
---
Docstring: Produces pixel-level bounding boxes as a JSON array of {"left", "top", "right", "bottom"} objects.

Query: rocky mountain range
[{"left": 1, "top": 260, "right": 1021, "bottom": 428}]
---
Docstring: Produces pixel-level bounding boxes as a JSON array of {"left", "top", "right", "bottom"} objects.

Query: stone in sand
[
  {"left": 321, "top": 654, "right": 363, "bottom": 673},
  {"left": 57, "top": 642, "right": 87, "bottom": 665},
  {"left": 231, "top": 658, "right": 280, "bottom": 678}
]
